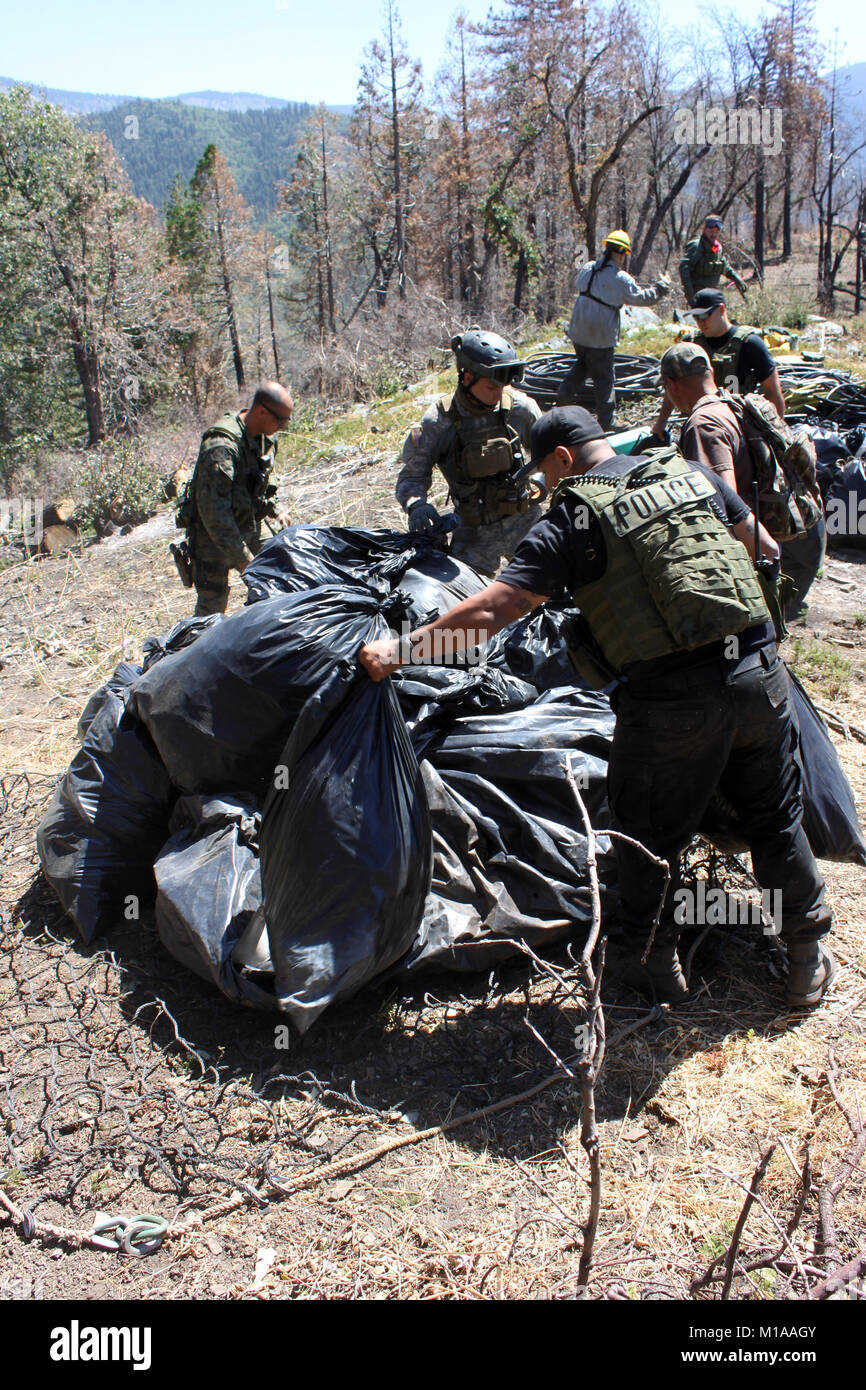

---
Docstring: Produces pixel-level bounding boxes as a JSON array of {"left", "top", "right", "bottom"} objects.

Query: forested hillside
[{"left": 85, "top": 99, "right": 315, "bottom": 210}]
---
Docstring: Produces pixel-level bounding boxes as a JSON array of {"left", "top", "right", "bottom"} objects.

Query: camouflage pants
[
  {"left": 187, "top": 526, "right": 232, "bottom": 616},
  {"left": 449, "top": 504, "right": 542, "bottom": 577}
]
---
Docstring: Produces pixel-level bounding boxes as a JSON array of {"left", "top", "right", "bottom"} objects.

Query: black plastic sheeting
[
  {"left": 243, "top": 524, "right": 487, "bottom": 625},
  {"left": 260, "top": 665, "right": 432, "bottom": 1030},
  {"left": 693, "top": 669, "right": 866, "bottom": 867},
  {"left": 823, "top": 457, "right": 866, "bottom": 550},
  {"left": 790, "top": 671, "right": 866, "bottom": 866},
  {"left": 36, "top": 524, "right": 866, "bottom": 1032},
  {"left": 154, "top": 794, "right": 275, "bottom": 1009}
]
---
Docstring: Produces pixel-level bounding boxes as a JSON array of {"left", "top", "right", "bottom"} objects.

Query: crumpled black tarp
[
  {"left": 37, "top": 688, "right": 175, "bottom": 942},
  {"left": 399, "top": 685, "right": 616, "bottom": 973}
]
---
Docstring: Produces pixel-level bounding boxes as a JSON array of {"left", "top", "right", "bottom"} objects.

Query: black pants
[
  {"left": 608, "top": 647, "right": 831, "bottom": 948},
  {"left": 556, "top": 345, "right": 616, "bottom": 429}
]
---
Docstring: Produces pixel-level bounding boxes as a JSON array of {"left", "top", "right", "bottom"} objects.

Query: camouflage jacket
[
  {"left": 679, "top": 236, "right": 747, "bottom": 301},
  {"left": 183, "top": 413, "right": 279, "bottom": 570},
  {"left": 395, "top": 387, "right": 541, "bottom": 511}
]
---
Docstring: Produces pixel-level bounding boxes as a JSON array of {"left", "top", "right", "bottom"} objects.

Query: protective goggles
[{"left": 475, "top": 361, "right": 525, "bottom": 385}]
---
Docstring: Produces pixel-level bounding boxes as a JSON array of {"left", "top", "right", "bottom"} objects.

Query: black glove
[
  {"left": 630, "top": 430, "right": 671, "bottom": 455},
  {"left": 757, "top": 556, "right": 782, "bottom": 583},
  {"left": 407, "top": 500, "right": 442, "bottom": 535}
]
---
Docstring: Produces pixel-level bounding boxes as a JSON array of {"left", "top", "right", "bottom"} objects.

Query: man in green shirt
[
  {"left": 679, "top": 215, "right": 748, "bottom": 302},
  {"left": 177, "top": 381, "right": 293, "bottom": 615}
]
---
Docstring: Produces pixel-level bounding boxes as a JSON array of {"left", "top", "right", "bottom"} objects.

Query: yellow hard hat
[{"left": 603, "top": 229, "right": 631, "bottom": 253}]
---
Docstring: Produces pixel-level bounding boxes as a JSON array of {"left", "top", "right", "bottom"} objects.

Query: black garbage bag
[
  {"left": 76, "top": 660, "right": 142, "bottom": 742},
  {"left": 394, "top": 545, "right": 487, "bottom": 626},
  {"left": 824, "top": 456, "right": 866, "bottom": 548},
  {"left": 242, "top": 524, "right": 487, "bottom": 628},
  {"left": 393, "top": 664, "right": 538, "bottom": 761},
  {"left": 698, "top": 665, "right": 866, "bottom": 865},
  {"left": 483, "top": 604, "right": 582, "bottom": 692},
  {"left": 154, "top": 794, "right": 277, "bottom": 1009},
  {"left": 37, "top": 690, "right": 175, "bottom": 942},
  {"left": 243, "top": 525, "right": 407, "bottom": 602},
  {"left": 260, "top": 663, "right": 432, "bottom": 1033},
  {"left": 141, "top": 613, "right": 224, "bottom": 670},
  {"left": 400, "top": 686, "right": 617, "bottom": 974},
  {"left": 789, "top": 670, "right": 866, "bottom": 865},
  {"left": 128, "top": 586, "right": 398, "bottom": 796}
]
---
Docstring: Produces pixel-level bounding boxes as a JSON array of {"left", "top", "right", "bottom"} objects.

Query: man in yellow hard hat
[{"left": 558, "top": 230, "right": 671, "bottom": 429}]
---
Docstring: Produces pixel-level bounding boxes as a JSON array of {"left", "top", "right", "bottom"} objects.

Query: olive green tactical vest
[
  {"left": 554, "top": 454, "right": 770, "bottom": 674},
  {"left": 694, "top": 325, "right": 758, "bottom": 394},
  {"left": 685, "top": 238, "right": 729, "bottom": 292},
  {"left": 438, "top": 388, "right": 529, "bottom": 526}
]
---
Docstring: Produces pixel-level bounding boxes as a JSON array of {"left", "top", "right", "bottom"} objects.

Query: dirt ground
[{"left": 1, "top": 442, "right": 864, "bottom": 1303}]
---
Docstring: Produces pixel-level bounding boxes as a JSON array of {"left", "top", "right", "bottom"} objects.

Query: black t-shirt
[
  {"left": 500, "top": 454, "right": 751, "bottom": 601},
  {"left": 706, "top": 326, "right": 775, "bottom": 387}
]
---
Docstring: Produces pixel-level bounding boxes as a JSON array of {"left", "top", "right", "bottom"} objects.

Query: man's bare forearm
[{"left": 359, "top": 581, "right": 546, "bottom": 681}]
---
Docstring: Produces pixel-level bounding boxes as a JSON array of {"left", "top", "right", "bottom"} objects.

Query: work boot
[
  {"left": 785, "top": 942, "right": 838, "bottom": 1008},
  {"left": 623, "top": 940, "right": 690, "bottom": 1004}
]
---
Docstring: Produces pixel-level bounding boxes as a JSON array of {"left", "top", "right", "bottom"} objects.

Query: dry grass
[{"left": 1, "top": 441, "right": 864, "bottom": 1304}]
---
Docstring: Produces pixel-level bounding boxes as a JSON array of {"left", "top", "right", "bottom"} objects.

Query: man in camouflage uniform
[
  {"left": 177, "top": 382, "right": 293, "bottom": 615},
  {"left": 395, "top": 329, "right": 542, "bottom": 576},
  {"left": 679, "top": 214, "right": 748, "bottom": 302}
]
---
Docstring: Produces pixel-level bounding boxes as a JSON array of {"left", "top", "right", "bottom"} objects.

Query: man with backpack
[{"left": 652, "top": 344, "right": 824, "bottom": 620}]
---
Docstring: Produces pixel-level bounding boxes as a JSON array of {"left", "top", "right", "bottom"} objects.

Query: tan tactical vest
[{"left": 438, "top": 389, "right": 529, "bottom": 526}]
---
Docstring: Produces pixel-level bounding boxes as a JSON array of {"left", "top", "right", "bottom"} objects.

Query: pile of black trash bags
[
  {"left": 38, "top": 526, "right": 866, "bottom": 1033},
  {"left": 808, "top": 423, "right": 866, "bottom": 548}
]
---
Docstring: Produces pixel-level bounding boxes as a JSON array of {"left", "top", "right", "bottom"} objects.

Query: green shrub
[
  {"left": 743, "top": 286, "right": 818, "bottom": 332},
  {"left": 77, "top": 440, "right": 163, "bottom": 530}
]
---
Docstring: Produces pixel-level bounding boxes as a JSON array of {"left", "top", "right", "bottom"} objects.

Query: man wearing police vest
[{"left": 361, "top": 406, "right": 836, "bottom": 1011}]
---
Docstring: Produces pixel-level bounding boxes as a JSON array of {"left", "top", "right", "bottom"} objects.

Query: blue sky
[{"left": 0, "top": 0, "right": 862, "bottom": 105}]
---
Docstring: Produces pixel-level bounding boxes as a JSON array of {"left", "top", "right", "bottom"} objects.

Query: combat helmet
[{"left": 450, "top": 327, "right": 525, "bottom": 385}]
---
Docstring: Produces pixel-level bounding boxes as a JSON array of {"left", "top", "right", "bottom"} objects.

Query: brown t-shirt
[{"left": 679, "top": 394, "right": 755, "bottom": 498}]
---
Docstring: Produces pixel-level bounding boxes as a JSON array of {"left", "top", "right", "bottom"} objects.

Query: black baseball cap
[
  {"left": 528, "top": 407, "right": 606, "bottom": 467},
  {"left": 683, "top": 288, "right": 727, "bottom": 318}
]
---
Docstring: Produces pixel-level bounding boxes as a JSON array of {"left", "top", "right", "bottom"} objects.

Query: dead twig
[
  {"left": 720, "top": 1144, "right": 777, "bottom": 1300},
  {"left": 805, "top": 1249, "right": 866, "bottom": 1301},
  {"left": 816, "top": 1048, "right": 866, "bottom": 1271},
  {"left": 813, "top": 703, "right": 866, "bottom": 745}
]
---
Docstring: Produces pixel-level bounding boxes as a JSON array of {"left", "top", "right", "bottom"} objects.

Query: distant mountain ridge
[
  {"left": 0, "top": 78, "right": 351, "bottom": 214},
  {"left": 0, "top": 76, "right": 347, "bottom": 114}
]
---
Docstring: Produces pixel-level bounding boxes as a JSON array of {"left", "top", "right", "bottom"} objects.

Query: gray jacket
[
  {"left": 395, "top": 388, "right": 542, "bottom": 510},
  {"left": 568, "top": 258, "right": 669, "bottom": 349}
]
